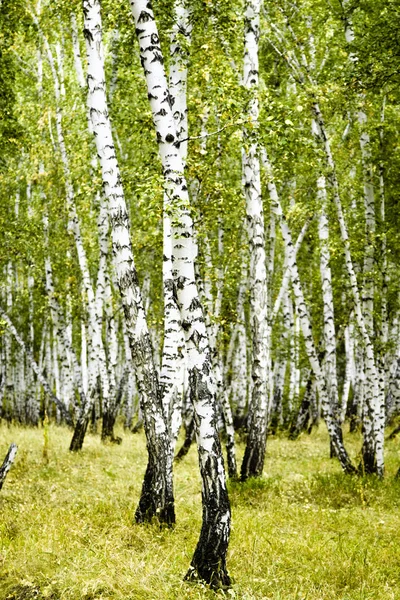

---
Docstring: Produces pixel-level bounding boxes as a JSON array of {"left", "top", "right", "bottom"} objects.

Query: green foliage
[{"left": 0, "top": 0, "right": 400, "bottom": 415}]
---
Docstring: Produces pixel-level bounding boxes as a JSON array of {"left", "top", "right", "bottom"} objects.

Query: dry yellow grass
[{"left": 1, "top": 423, "right": 400, "bottom": 599}]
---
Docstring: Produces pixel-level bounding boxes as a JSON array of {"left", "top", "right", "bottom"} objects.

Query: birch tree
[
  {"left": 129, "top": 0, "right": 231, "bottom": 586},
  {"left": 83, "top": 0, "right": 175, "bottom": 525},
  {"left": 241, "top": 0, "right": 271, "bottom": 482}
]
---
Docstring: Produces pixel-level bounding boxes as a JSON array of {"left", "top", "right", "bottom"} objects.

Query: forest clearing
[
  {"left": 2, "top": 425, "right": 400, "bottom": 600},
  {"left": 1, "top": 0, "right": 400, "bottom": 596}
]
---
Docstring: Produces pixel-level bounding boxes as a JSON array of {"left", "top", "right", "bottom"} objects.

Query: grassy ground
[{"left": 1, "top": 423, "right": 400, "bottom": 600}]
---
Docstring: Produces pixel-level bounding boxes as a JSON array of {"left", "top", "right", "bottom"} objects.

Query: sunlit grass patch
[{"left": 1, "top": 423, "right": 400, "bottom": 599}]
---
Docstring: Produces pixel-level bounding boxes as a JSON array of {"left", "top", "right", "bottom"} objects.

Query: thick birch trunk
[
  {"left": 82, "top": 0, "right": 175, "bottom": 525},
  {"left": 129, "top": 0, "right": 231, "bottom": 586}
]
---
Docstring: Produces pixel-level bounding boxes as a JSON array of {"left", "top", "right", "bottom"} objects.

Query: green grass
[{"left": 1, "top": 424, "right": 400, "bottom": 599}]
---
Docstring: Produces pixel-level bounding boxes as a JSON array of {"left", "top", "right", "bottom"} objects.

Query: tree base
[
  {"left": 358, "top": 451, "right": 377, "bottom": 475},
  {"left": 241, "top": 433, "right": 267, "bottom": 481},
  {"left": 101, "top": 411, "right": 121, "bottom": 444},
  {"left": 135, "top": 458, "right": 175, "bottom": 527},
  {"left": 69, "top": 416, "right": 89, "bottom": 452},
  {"left": 184, "top": 564, "right": 231, "bottom": 591}
]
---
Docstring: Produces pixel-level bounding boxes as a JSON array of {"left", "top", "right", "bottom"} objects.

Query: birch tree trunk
[
  {"left": 241, "top": 0, "right": 270, "bottom": 482},
  {"left": 317, "top": 176, "right": 340, "bottom": 423},
  {"left": 83, "top": 0, "right": 175, "bottom": 525},
  {"left": 129, "top": 0, "right": 231, "bottom": 586},
  {"left": 0, "top": 444, "right": 18, "bottom": 491},
  {"left": 159, "top": 0, "right": 191, "bottom": 450},
  {"left": 35, "top": 20, "right": 112, "bottom": 448}
]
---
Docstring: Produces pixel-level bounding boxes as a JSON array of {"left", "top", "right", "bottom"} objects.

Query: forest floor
[{"left": 1, "top": 423, "right": 400, "bottom": 600}]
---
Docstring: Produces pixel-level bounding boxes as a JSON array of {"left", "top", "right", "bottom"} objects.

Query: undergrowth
[{"left": 1, "top": 424, "right": 400, "bottom": 599}]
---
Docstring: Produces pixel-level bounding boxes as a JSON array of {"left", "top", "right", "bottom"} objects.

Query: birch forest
[{"left": 1, "top": 0, "right": 400, "bottom": 597}]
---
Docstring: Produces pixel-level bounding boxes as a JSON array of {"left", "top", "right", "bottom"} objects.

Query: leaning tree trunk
[
  {"left": 129, "top": 0, "right": 231, "bottom": 587},
  {"left": 0, "top": 444, "right": 18, "bottom": 491},
  {"left": 83, "top": 0, "right": 175, "bottom": 526}
]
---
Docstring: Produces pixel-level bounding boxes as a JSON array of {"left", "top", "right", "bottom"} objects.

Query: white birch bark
[
  {"left": 82, "top": 0, "right": 175, "bottom": 525},
  {"left": 271, "top": 216, "right": 309, "bottom": 324},
  {"left": 287, "top": 293, "right": 298, "bottom": 417},
  {"left": 311, "top": 102, "right": 384, "bottom": 475},
  {"left": 229, "top": 289, "right": 248, "bottom": 429},
  {"left": 341, "top": 320, "right": 355, "bottom": 422},
  {"left": 268, "top": 12, "right": 384, "bottom": 473},
  {"left": 159, "top": 0, "right": 191, "bottom": 451},
  {"left": 358, "top": 108, "right": 375, "bottom": 337},
  {"left": 43, "top": 212, "right": 84, "bottom": 411},
  {"left": 37, "top": 21, "right": 112, "bottom": 445},
  {"left": 129, "top": 0, "right": 231, "bottom": 586},
  {"left": 81, "top": 320, "right": 88, "bottom": 395},
  {"left": 241, "top": 0, "right": 270, "bottom": 481},
  {"left": 317, "top": 176, "right": 340, "bottom": 422}
]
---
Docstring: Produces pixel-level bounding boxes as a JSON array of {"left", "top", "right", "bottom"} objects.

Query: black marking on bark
[
  {"left": 83, "top": 28, "right": 94, "bottom": 43},
  {"left": 175, "top": 416, "right": 195, "bottom": 461},
  {"left": 138, "top": 10, "right": 152, "bottom": 23},
  {"left": 151, "top": 52, "right": 164, "bottom": 65},
  {"left": 189, "top": 297, "right": 201, "bottom": 312},
  {"left": 70, "top": 413, "right": 90, "bottom": 451},
  {"left": 101, "top": 410, "right": 121, "bottom": 444},
  {"left": 176, "top": 275, "right": 188, "bottom": 290},
  {"left": 135, "top": 452, "right": 175, "bottom": 526},
  {"left": 190, "top": 329, "right": 201, "bottom": 349},
  {"left": 184, "top": 447, "right": 231, "bottom": 589},
  {"left": 182, "top": 319, "right": 191, "bottom": 332},
  {"left": 165, "top": 133, "right": 175, "bottom": 143}
]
